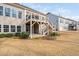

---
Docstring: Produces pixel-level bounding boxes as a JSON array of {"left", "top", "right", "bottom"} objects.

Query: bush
[
  {"left": 5, "top": 33, "right": 14, "bottom": 37},
  {"left": 48, "top": 32, "right": 60, "bottom": 40},
  {"left": 19, "top": 32, "right": 29, "bottom": 39},
  {"left": 0, "top": 32, "right": 29, "bottom": 39},
  {"left": 0, "top": 33, "right": 14, "bottom": 38},
  {"left": 15, "top": 32, "right": 20, "bottom": 37},
  {"left": 49, "top": 32, "right": 60, "bottom": 37},
  {"left": 0, "top": 33, "right": 5, "bottom": 38},
  {"left": 15, "top": 32, "right": 29, "bottom": 39}
]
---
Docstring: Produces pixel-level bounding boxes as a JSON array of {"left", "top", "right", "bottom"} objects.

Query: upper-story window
[
  {"left": 26, "top": 15, "right": 28, "bottom": 20},
  {"left": 60, "top": 19, "right": 64, "bottom": 23},
  {"left": 12, "top": 9, "right": 17, "bottom": 18},
  {"left": 35, "top": 15, "right": 39, "bottom": 19},
  {"left": 5, "top": 7, "right": 10, "bottom": 17},
  {"left": 72, "top": 21, "right": 76, "bottom": 24},
  {"left": 77, "top": 22, "right": 79, "bottom": 25},
  {"left": 0, "top": 6, "right": 3, "bottom": 16},
  {"left": 42, "top": 17, "right": 44, "bottom": 20},
  {"left": 32, "top": 15, "right": 34, "bottom": 19},
  {"left": 28, "top": 15, "right": 31, "bottom": 19},
  {"left": 26, "top": 15, "right": 31, "bottom": 20},
  {"left": 18, "top": 11, "right": 22, "bottom": 19}
]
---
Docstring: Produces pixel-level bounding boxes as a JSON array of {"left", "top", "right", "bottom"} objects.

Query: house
[
  {"left": 0, "top": 3, "right": 78, "bottom": 39},
  {"left": 76, "top": 21, "right": 79, "bottom": 30},
  {"left": 47, "top": 13, "right": 77, "bottom": 31},
  {"left": 0, "top": 3, "right": 52, "bottom": 38}
]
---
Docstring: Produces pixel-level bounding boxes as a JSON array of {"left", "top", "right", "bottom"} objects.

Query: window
[
  {"left": 78, "top": 22, "right": 79, "bottom": 25},
  {"left": 11, "top": 25, "right": 15, "bottom": 32},
  {"left": 17, "top": 26, "right": 21, "bottom": 32},
  {"left": 26, "top": 15, "right": 28, "bottom": 20},
  {"left": 18, "top": 11, "right": 22, "bottom": 19},
  {"left": 12, "top": 9, "right": 17, "bottom": 18},
  {"left": 28, "top": 15, "right": 31, "bottom": 19},
  {"left": 0, "top": 6, "right": 3, "bottom": 15},
  {"left": 3, "top": 25, "right": 9, "bottom": 32},
  {"left": 5, "top": 8, "right": 10, "bottom": 17},
  {"left": 60, "top": 19, "right": 63, "bottom": 23},
  {"left": 0, "top": 25, "right": 1, "bottom": 32},
  {"left": 42, "top": 17, "right": 44, "bottom": 20},
  {"left": 32, "top": 15, "right": 34, "bottom": 19},
  {"left": 65, "top": 21, "right": 69, "bottom": 24},
  {"left": 26, "top": 15, "right": 31, "bottom": 20},
  {"left": 35, "top": 15, "right": 39, "bottom": 19},
  {"left": 26, "top": 25, "right": 30, "bottom": 33}
]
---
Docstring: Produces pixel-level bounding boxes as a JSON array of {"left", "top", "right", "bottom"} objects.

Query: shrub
[
  {"left": 5, "top": 33, "right": 14, "bottom": 37},
  {"left": 0, "top": 33, "right": 5, "bottom": 38},
  {"left": 0, "top": 33, "right": 14, "bottom": 38},
  {"left": 15, "top": 32, "right": 20, "bottom": 37},
  {"left": 19, "top": 32, "right": 29, "bottom": 39},
  {"left": 48, "top": 32, "right": 60, "bottom": 40},
  {"left": 49, "top": 32, "right": 60, "bottom": 37}
]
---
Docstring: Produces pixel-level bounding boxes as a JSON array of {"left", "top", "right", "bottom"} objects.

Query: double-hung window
[
  {"left": 5, "top": 7, "right": 10, "bottom": 17},
  {"left": 18, "top": 11, "right": 22, "bottom": 19},
  {"left": 26, "top": 14, "right": 31, "bottom": 20},
  {"left": 17, "top": 26, "right": 21, "bottom": 32},
  {"left": 11, "top": 25, "right": 15, "bottom": 32},
  {"left": 35, "top": 15, "right": 39, "bottom": 19},
  {"left": 3, "top": 25, "right": 9, "bottom": 32},
  {"left": 42, "top": 17, "right": 44, "bottom": 20},
  {"left": 0, "top": 6, "right": 3, "bottom": 15},
  {"left": 32, "top": 15, "right": 34, "bottom": 19},
  {"left": 12, "top": 9, "right": 17, "bottom": 18},
  {"left": 26, "top": 15, "right": 28, "bottom": 20},
  {"left": 60, "top": 19, "right": 64, "bottom": 23}
]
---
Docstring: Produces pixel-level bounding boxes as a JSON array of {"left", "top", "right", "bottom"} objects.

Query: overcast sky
[{"left": 22, "top": 3, "right": 79, "bottom": 21}]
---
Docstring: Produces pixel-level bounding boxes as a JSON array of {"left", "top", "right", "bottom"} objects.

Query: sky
[{"left": 22, "top": 3, "right": 79, "bottom": 21}]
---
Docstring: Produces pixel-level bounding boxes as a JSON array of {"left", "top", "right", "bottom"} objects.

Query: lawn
[{"left": 0, "top": 31, "right": 79, "bottom": 56}]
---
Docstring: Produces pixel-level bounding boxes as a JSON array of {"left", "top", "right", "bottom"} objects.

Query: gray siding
[
  {"left": 47, "top": 13, "right": 77, "bottom": 31},
  {"left": 47, "top": 13, "right": 59, "bottom": 31}
]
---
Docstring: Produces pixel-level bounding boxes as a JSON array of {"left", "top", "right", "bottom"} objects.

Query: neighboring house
[
  {"left": 76, "top": 21, "right": 79, "bottom": 30},
  {"left": 0, "top": 3, "right": 52, "bottom": 38},
  {"left": 47, "top": 13, "right": 77, "bottom": 31}
]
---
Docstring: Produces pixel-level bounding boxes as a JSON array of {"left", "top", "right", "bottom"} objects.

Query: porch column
[
  {"left": 30, "top": 13, "right": 32, "bottom": 38},
  {"left": 30, "top": 21, "right": 32, "bottom": 38},
  {"left": 39, "top": 22, "right": 42, "bottom": 35},
  {"left": 47, "top": 23, "right": 49, "bottom": 35}
]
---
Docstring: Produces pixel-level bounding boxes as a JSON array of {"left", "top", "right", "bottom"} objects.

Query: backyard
[{"left": 0, "top": 31, "right": 79, "bottom": 56}]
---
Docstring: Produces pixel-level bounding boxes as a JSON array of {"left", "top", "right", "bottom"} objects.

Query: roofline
[
  {"left": 5, "top": 3, "right": 46, "bottom": 16},
  {"left": 47, "top": 12, "right": 77, "bottom": 22}
]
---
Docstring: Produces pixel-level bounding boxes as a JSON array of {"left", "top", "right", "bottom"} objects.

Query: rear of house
[
  {"left": 0, "top": 3, "right": 78, "bottom": 38},
  {"left": 0, "top": 3, "right": 52, "bottom": 38}
]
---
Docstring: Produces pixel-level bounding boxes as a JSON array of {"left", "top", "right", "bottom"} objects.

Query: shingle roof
[
  {"left": 47, "top": 12, "right": 77, "bottom": 22},
  {"left": 5, "top": 3, "right": 46, "bottom": 16}
]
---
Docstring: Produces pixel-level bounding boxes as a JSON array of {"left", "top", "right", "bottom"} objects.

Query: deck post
[
  {"left": 30, "top": 13, "right": 32, "bottom": 38},
  {"left": 30, "top": 20, "right": 32, "bottom": 38},
  {"left": 47, "top": 23, "right": 49, "bottom": 35}
]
